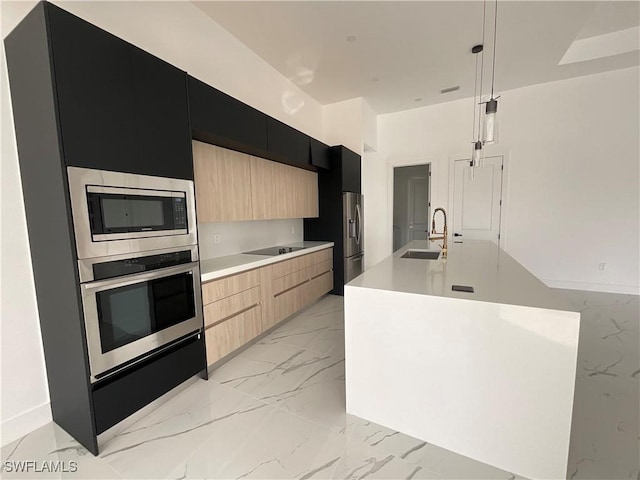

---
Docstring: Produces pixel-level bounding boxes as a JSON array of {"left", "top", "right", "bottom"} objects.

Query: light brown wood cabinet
[
  {"left": 193, "top": 141, "right": 253, "bottom": 222},
  {"left": 270, "top": 248, "right": 334, "bottom": 325},
  {"left": 202, "top": 248, "right": 333, "bottom": 367},
  {"left": 250, "top": 156, "right": 318, "bottom": 219},
  {"left": 192, "top": 141, "right": 318, "bottom": 222},
  {"left": 201, "top": 267, "right": 263, "bottom": 365},
  {"left": 205, "top": 305, "right": 262, "bottom": 365}
]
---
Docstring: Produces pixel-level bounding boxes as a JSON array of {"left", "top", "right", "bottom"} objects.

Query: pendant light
[
  {"left": 469, "top": 0, "right": 487, "bottom": 178},
  {"left": 470, "top": 44, "right": 483, "bottom": 180},
  {"left": 484, "top": 0, "right": 500, "bottom": 144}
]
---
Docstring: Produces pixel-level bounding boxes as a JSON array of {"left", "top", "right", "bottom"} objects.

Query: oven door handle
[{"left": 82, "top": 262, "right": 200, "bottom": 293}]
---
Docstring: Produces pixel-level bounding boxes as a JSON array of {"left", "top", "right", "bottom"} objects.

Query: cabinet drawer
[
  {"left": 274, "top": 283, "right": 306, "bottom": 323},
  {"left": 307, "top": 271, "right": 333, "bottom": 303},
  {"left": 308, "top": 259, "right": 332, "bottom": 279},
  {"left": 273, "top": 268, "right": 309, "bottom": 296},
  {"left": 272, "top": 255, "right": 308, "bottom": 278},
  {"left": 205, "top": 305, "right": 262, "bottom": 365},
  {"left": 202, "top": 269, "right": 260, "bottom": 305},
  {"left": 318, "top": 248, "right": 333, "bottom": 263},
  {"left": 204, "top": 286, "right": 260, "bottom": 328},
  {"left": 305, "top": 248, "right": 332, "bottom": 266}
]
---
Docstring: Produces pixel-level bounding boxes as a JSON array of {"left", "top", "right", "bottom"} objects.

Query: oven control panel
[{"left": 92, "top": 250, "right": 193, "bottom": 281}]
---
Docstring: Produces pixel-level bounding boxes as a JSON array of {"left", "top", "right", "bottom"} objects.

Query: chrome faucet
[{"left": 429, "top": 207, "right": 448, "bottom": 258}]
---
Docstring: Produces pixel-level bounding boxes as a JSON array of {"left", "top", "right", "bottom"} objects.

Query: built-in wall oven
[
  {"left": 68, "top": 167, "right": 203, "bottom": 383},
  {"left": 79, "top": 246, "right": 203, "bottom": 382}
]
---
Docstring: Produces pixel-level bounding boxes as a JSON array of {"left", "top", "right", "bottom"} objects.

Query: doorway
[
  {"left": 451, "top": 156, "right": 504, "bottom": 242},
  {"left": 393, "top": 164, "right": 430, "bottom": 251}
]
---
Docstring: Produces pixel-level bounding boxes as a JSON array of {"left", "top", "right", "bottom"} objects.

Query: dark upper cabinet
[
  {"left": 47, "top": 4, "right": 192, "bottom": 179},
  {"left": 48, "top": 4, "right": 138, "bottom": 172},
  {"left": 334, "top": 146, "right": 362, "bottom": 194},
  {"left": 267, "top": 117, "right": 310, "bottom": 168},
  {"left": 130, "top": 47, "right": 192, "bottom": 179},
  {"left": 188, "top": 76, "right": 317, "bottom": 170},
  {"left": 310, "top": 138, "right": 331, "bottom": 170},
  {"left": 188, "top": 76, "right": 268, "bottom": 154}
]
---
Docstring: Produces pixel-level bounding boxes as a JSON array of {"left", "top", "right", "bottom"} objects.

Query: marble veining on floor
[{"left": 1, "top": 291, "right": 638, "bottom": 479}]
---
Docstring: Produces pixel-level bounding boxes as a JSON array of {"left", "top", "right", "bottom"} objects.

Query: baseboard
[
  {"left": 1, "top": 402, "right": 52, "bottom": 447},
  {"left": 542, "top": 278, "right": 640, "bottom": 295}
]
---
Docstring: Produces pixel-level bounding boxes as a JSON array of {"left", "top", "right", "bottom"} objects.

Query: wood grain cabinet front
[
  {"left": 193, "top": 141, "right": 253, "bottom": 222},
  {"left": 202, "top": 248, "right": 333, "bottom": 368},
  {"left": 251, "top": 155, "right": 319, "bottom": 220},
  {"left": 270, "top": 248, "right": 334, "bottom": 325},
  {"left": 202, "top": 268, "right": 263, "bottom": 366},
  {"left": 205, "top": 305, "right": 262, "bottom": 365},
  {"left": 194, "top": 143, "right": 318, "bottom": 222}
]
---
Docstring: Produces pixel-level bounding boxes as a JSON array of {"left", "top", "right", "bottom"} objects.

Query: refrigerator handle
[{"left": 355, "top": 204, "right": 362, "bottom": 245}]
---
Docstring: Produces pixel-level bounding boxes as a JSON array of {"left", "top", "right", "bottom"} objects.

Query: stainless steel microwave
[{"left": 67, "top": 167, "right": 197, "bottom": 259}]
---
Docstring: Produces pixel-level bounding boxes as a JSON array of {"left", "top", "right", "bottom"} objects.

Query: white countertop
[
  {"left": 348, "top": 239, "right": 575, "bottom": 312},
  {"left": 199, "top": 241, "right": 334, "bottom": 282}
]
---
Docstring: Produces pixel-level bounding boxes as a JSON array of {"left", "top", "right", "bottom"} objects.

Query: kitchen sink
[{"left": 400, "top": 250, "right": 441, "bottom": 260}]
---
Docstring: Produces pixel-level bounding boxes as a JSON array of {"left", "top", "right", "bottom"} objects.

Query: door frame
[
  {"left": 391, "top": 162, "right": 432, "bottom": 251},
  {"left": 448, "top": 148, "right": 510, "bottom": 249}
]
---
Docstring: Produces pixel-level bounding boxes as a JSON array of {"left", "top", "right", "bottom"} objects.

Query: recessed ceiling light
[
  {"left": 414, "top": 98, "right": 423, "bottom": 102},
  {"left": 346, "top": 34, "right": 357, "bottom": 43},
  {"left": 440, "top": 85, "right": 460, "bottom": 94}
]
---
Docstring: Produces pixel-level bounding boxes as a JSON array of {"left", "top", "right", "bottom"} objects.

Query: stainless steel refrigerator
[{"left": 343, "top": 192, "right": 364, "bottom": 283}]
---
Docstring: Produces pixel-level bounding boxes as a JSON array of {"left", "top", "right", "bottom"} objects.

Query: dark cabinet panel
[
  {"left": 188, "top": 76, "right": 268, "bottom": 154},
  {"left": 5, "top": 2, "right": 99, "bottom": 454},
  {"left": 48, "top": 4, "right": 138, "bottom": 172},
  {"left": 93, "top": 335, "right": 206, "bottom": 434},
  {"left": 337, "top": 146, "right": 362, "bottom": 194},
  {"left": 131, "top": 47, "right": 192, "bottom": 179},
  {"left": 47, "top": 4, "right": 192, "bottom": 179},
  {"left": 310, "top": 138, "right": 330, "bottom": 170},
  {"left": 267, "top": 117, "right": 310, "bottom": 168}
]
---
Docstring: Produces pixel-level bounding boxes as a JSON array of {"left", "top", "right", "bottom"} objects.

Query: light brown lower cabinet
[
  {"left": 203, "top": 248, "right": 334, "bottom": 367},
  {"left": 308, "top": 271, "right": 333, "bottom": 303},
  {"left": 204, "top": 286, "right": 261, "bottom": 328},
  {"left": 205, "top": 305, "right": 262, "bottom": 365}
]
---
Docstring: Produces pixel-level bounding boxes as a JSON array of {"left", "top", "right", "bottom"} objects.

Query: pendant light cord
[
  {"left": 472, "top": 52, "right": 478, "bottom": 141},
  {"left": 477, "top": 0, "right": 486, "bottom": 142},
  {"left": 490, "top": 0, "right": 498, "bottom": 98}
]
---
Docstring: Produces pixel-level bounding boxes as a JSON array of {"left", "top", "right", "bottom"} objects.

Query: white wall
[
  {"left": 376, "top": 67, "right": 640, "bottom": 294},
  {"left": 362, "top": 100, "right": 378, "bottom": 153},
  {"left": 362, "top": 152, "right": 391, "bottom": 268},
  {"left": 323, "top": 98, "right": 364, "bottom": 154},
  {"left": 0, "top": 0, "right": 325, "bottom": 446}
]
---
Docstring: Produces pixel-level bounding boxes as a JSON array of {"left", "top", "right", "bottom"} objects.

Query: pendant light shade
[
  {"left": 472, "top": 140, "right": 483, "bottom": 167},
  {"left": 484, "top": 98, "right": 498, "bottom": 144}
]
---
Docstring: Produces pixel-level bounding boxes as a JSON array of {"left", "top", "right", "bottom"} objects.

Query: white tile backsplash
[{"left": 198, "top": 219, "right": 303, "bottom": 260}]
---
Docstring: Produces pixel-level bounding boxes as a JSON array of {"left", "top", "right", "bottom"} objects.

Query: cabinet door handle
[{"left": 454, "top": 233, "right": 463, "bottom": 237}]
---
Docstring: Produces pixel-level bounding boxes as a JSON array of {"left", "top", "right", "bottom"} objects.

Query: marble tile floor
[{"left": 1, "top": 291, "right": 638, "bottom": 480}]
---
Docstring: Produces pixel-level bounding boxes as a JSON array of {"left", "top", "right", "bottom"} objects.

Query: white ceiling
[{"left": 194, "top": 1, "right": 640, "bottom": 114}]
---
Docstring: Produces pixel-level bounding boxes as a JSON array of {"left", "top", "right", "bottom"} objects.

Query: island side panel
[{"left": 344, "top": 285, "right": 580, "bottom": 480}]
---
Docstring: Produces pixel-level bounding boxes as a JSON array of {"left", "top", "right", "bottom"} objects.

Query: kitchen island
[{"left": 344, "top": 240, "right": 580, "bottom": 480}]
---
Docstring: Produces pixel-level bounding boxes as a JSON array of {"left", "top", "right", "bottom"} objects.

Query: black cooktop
[{"left": 244, "top": 246, "right": 306, "bottom": 256}]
